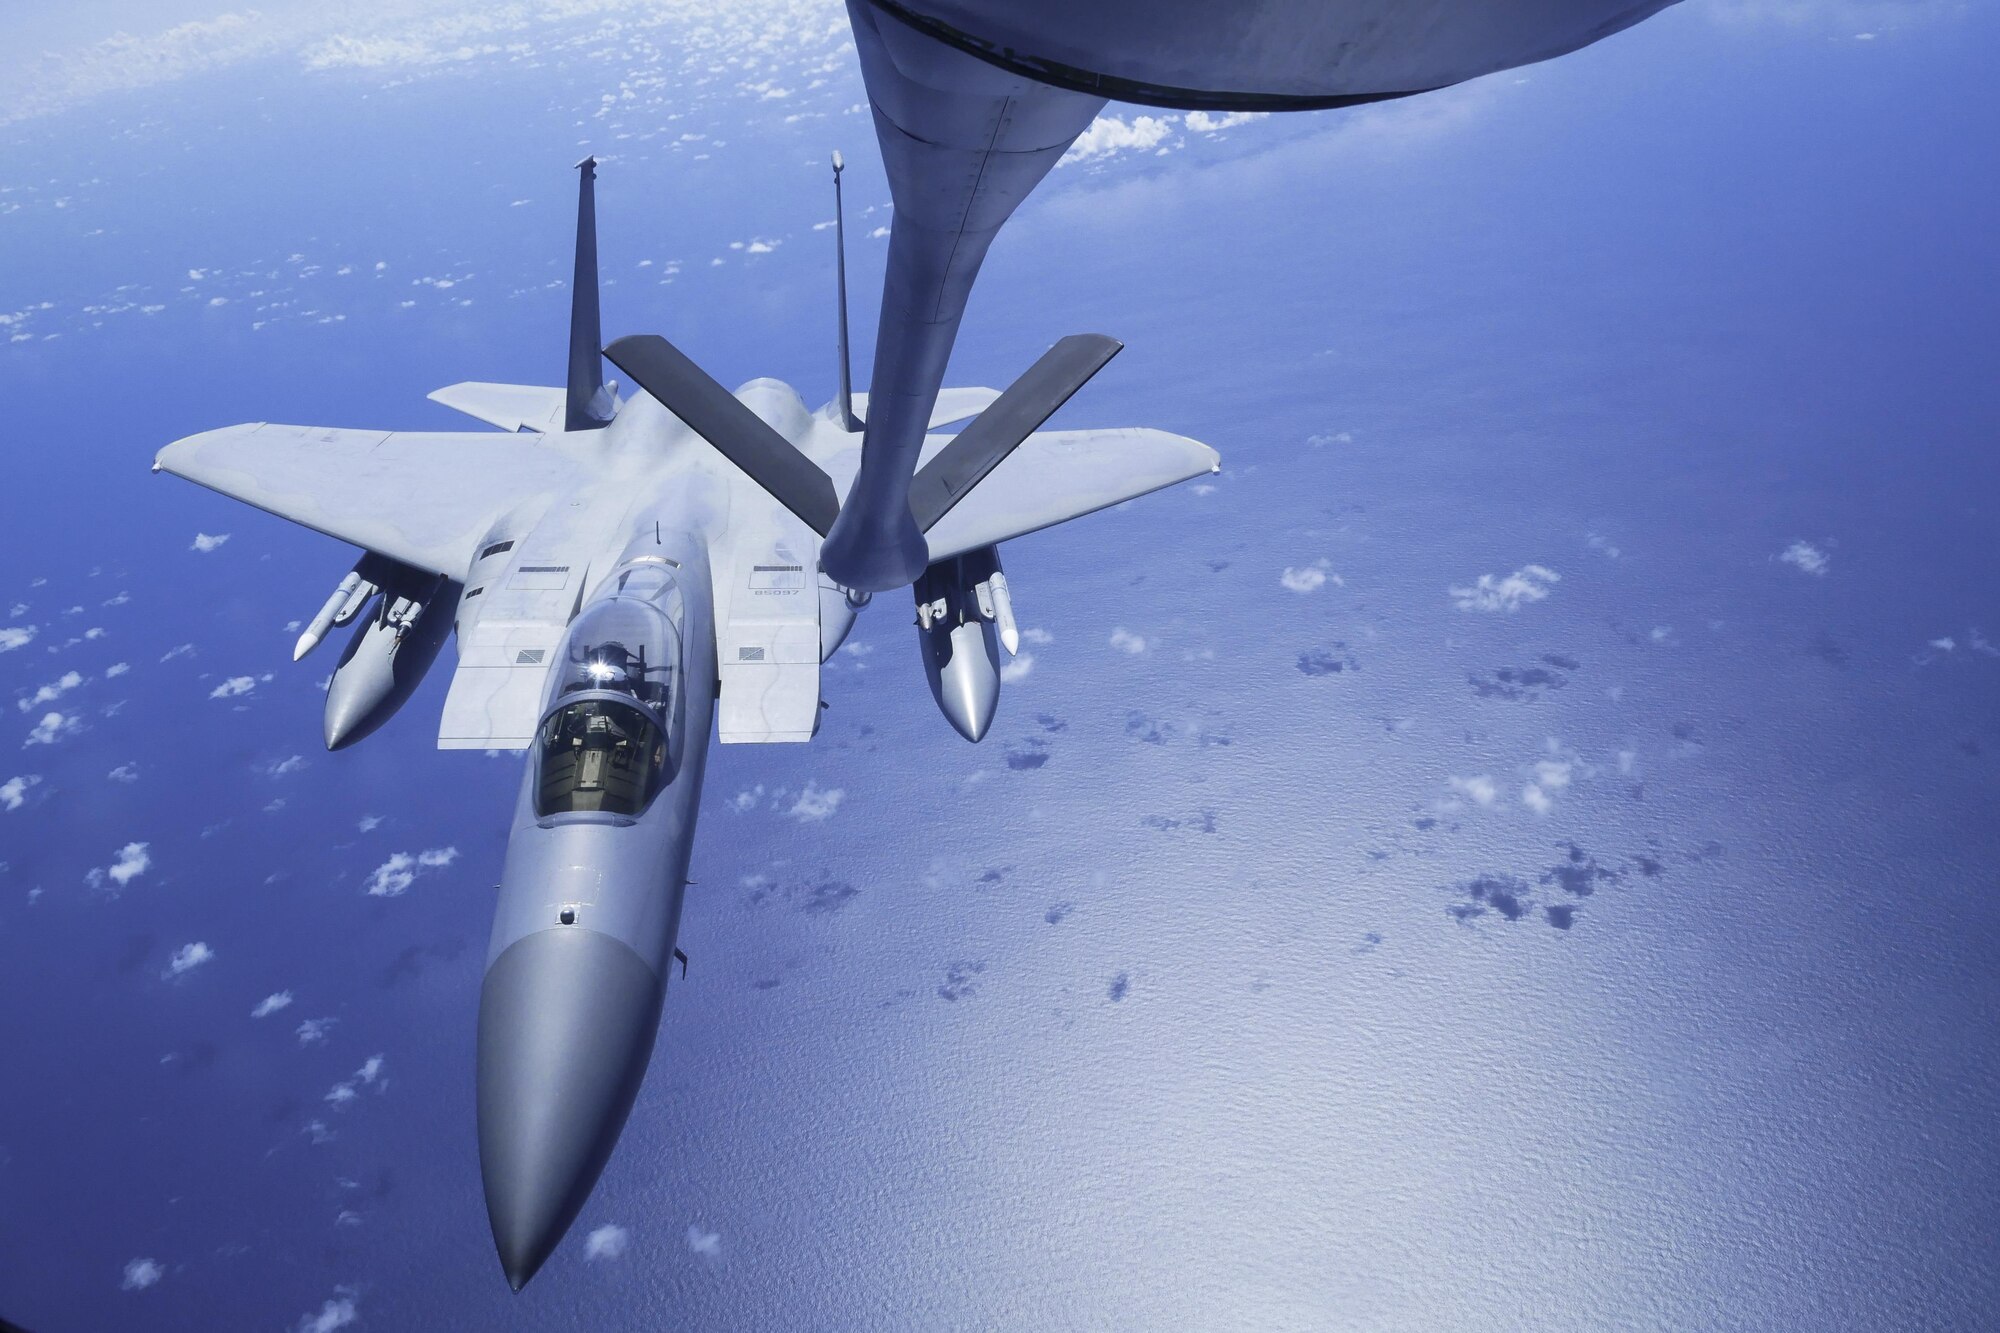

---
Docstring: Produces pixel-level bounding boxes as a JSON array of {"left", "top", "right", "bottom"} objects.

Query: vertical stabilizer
[
  {"left": 566, "top": 157, "right": 613, "bottom": 432},
  {"left": 832, "top": 151, "right": 862, "bottom": 432}
]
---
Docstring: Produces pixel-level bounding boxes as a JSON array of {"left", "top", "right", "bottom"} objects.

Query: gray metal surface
[
  {"left": 564, "top": 158, "right": 614, "bottom": 432},
  {"left": 909, "top": 333, "right": 1121, "bottom": 532},
  {"left": 321, "top": 577, "right": 458, "bottom": 750},
  {"left": 603, "top": 334, "right": 840, "bottom": 537},
  {"left": 816, "top": 0, "right": 1105, "bottom": 590},
  {"left": 476, "top": 927, "right": 664, "bottom": 1291},
  {"left": 822, "top": 0, "right": 1681, "bottom": 592},
  {"left": 866, "top": 0, "right": 1680, "bottom": 108}
]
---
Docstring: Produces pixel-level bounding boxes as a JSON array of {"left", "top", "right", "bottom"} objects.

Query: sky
[{"left": 1, "top": 1, "right": 1996, "bottom": 1330}]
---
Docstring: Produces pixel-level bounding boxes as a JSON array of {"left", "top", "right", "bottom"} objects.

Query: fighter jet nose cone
[{"left": 477, "top": 927, "right": 665, "bottom": 1290}]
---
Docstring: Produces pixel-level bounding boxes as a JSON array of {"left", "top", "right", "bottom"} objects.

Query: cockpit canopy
[
  {"left": 550, "top": 598, "right": 678, "bottom": 712},
  {"left": 534, "top": 562, "right": 685, "bottom": 819}
]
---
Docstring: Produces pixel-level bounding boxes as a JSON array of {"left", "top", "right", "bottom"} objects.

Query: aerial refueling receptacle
[{"left": 914, "top": 544, "right": 1014, "bottom": 743}]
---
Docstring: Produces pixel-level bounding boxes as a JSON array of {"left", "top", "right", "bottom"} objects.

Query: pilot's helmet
[{"left": 580, "top": 643, "right": 637, "bottom": 688}]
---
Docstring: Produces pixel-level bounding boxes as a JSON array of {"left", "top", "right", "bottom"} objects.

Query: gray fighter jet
[
  {"left": 155, "top": 0, "right": 1683, "bottom": 1289},
  {"left": 154, "top": 158, "right": 1215, "bottom": 1288}
]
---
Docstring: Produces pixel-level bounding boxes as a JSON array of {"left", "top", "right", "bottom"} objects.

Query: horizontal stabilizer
[
  {"left": 604, "top": 334, "right": 840, "bottom": 537},
  {"left": 428, "top": 382, "right": 568, "bottom": 433},
  {"left": 909, "top": 335, "right": 1122, "bottom": 531},
  {"left": 847, "top": 386, "right": 1003, "bottom": 433}
]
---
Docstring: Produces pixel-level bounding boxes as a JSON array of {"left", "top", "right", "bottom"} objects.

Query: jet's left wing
[
  {"left": 156, "top": 423, "right": 582, "bottom": 579},
  {"left": 918, "top": 426, "right": 1219, "bottom": 563}
]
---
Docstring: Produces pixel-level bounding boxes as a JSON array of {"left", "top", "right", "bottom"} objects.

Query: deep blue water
[{"left": 2, "top": 3, "right": 1996, "bottom": 1329}]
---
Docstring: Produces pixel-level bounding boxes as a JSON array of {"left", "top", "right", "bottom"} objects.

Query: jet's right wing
[
  {"left": 919, "top": 426, "right": 1219, "bottom": 563},
  {"left": 156, "top": 422, "right": 582, "bottom": 579}
]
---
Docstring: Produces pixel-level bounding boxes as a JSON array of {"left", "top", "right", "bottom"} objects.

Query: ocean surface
[{"left": 1, "top": 3, "right": 1995, "bottom": 1328}]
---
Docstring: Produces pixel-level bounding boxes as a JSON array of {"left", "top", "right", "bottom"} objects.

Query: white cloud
[
  {"left": 1532, "top": 758, "right": 1574, "bottom": 792},
  {"left": 1280, "top": 559, "right": 1339, "bottom": 594},
  {"left": 356, "top": 1054, "right": 385, "bottom": 1086},
  {"left": 209, "top": 676, "right": 257, "bottom": 699},
  {"left": 18, "top": 670, "right": 84, "bottom": 711},
  {"left": 1702, "top": 0, "right": 1952, "bottom": 35},
  {"left": 1780, "top": 540, "right": 1829, "bottom": 576},
  {"left": 121, "top": 1257, "right": 163, "bottom": 1291},
  {"left": 1448, "top": 775, "right": 1497, "bottom": 807},
  {"left": 585, "top": 1224, "right": 630, "bottom": 1260},
  {"left": 1521, "top": 746, "right": 1588, "bottom": 814},
  {"left": 1109, "top": 627, "right": 1147, "bottom": 654},
  {"left": 1, "top": 626, "right": 39, "bottom": 653},
  {"left": 1449, "top": 564, "right": 1560, "bottom": 612},
  {"left": 324, "top": 1081, "right": 357, "bottom": 1109},
  {"left": 25, "top": 711, "right": 81, "bottom": 746},
  {"left": 1022, "top": 628, "right": 1053, "bottom": 645},
  {"left": 105, "top": 662, "right": 131, "bottom": 678},
  {"left": 265, "top": 754, "right": 306, "bottom": 777},
  {"left": 358, "top": 814, "right": 382, "bottom": 832},
  {"left": 293, "top": 1294, "right": 358, "bottom": 1333},
  {"left": 788, "top": 783, "right": 844, "bottom": 821},
  {"left": 252, "top": 990, "right": 294, "bottom": 1018},
  {"left": 364, "top": 847, "right": 457, "bottom": 896},
  {"left": 686, "top": 1225, "right": 722, "bottom": 1257},
  {"left": 190, "top": 532, "right": 230, "bottom": 553},
  {"left": 160, "top": 643, "right": 194, "bottom": 662},
  {"left": 364, "top": 853, "right": 416, "bottom": 897},
  {"left": 296, "top": 1017, "right": 337, "bottom": 1046},
  {"left": 98, "top": 842, "right": 152, "bottom": 888},
  {"left": 1000, "top": 652, "right": 1035, "bottom": 684},
  {"left": 730, "top": 785, "right": 764, "bottom": 813},
  {"left": 1, "top": 774, "right": 38, "bottom": 811},
  {"left": 1060, "top": 113, "right": 1176, "bottom": 165},
  {"left": 164, "top": 941, "right": 214, "bottom": 977},
  {"left": 1184, "top": 109, "right": 1269, "bottom": 133},
  {"left": 108, "top": 762, "right": 140, "bottom": 783}
]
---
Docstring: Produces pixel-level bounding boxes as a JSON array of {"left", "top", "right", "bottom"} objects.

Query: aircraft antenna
[
  {"left": 566, "top": 156, "right": 612, "bottom": 431},
  {"left": 832, "top": 151, "right": 861, "bottom": 432}
]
